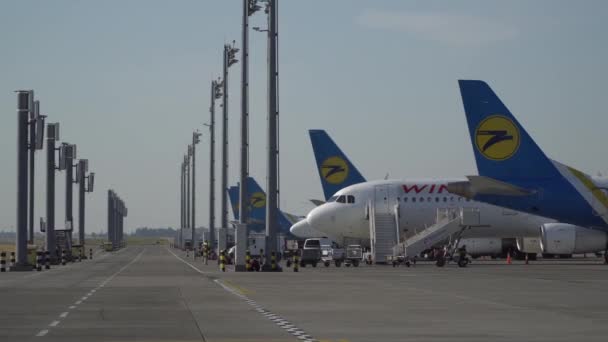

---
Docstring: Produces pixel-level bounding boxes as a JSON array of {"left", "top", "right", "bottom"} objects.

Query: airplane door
[{"left": 374, "top": 185, "right": 391, "bottom": 215}]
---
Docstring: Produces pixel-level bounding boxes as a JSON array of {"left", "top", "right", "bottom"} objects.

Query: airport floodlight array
[
  {"left": 12, "top": 90, "right": 95, "bottom": 269},
  {"left": 107, "top": 190, "right": 127, "bottom": 250},
  {"left": 221, "top": 41, "right": 240, "bottom": 231}
]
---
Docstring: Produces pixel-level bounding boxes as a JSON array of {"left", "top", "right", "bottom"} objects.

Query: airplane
[
  {"left": 290, "top": 130, "right": 577, "bottom": 258},
  {"left": 447, "top": 80, "right": 608, "bottom": 257},
  {"left": 227, "top": 176, "right": 322, "bottom": 237}
]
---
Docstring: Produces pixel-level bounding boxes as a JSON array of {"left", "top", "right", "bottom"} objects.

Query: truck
[{"left": 300, "top": 238, "right": 323, "bottom": 267}]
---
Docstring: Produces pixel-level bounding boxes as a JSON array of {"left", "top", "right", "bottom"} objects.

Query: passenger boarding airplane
[
  {"left": 448, "top": 80, "right": 608, "bottom": 256},
  {"left": 290, "top": 130, "right": 589, "bottom": 257}
]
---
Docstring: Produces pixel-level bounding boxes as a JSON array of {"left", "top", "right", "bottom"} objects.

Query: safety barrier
[
  {"left": 0, "top": 252, "right": 6, "bottom": 272},
  {"left": 245, "top": 250, "right": 251, "bottom": 272},
  {"left": 36, "top": 251, "right": 42, "bottom": 271},
  {"left": 271, "top": 251, "right": 277, "bottom": 271},
  {"left": 61, "top": 249, "right": 67, "bottom": 266},
  {"left": 10, "top": 252, "right": 15, "bottom": 268},
  {"left": 45, "top": 251, "right": 50, "bottom": 270},
  {"left": 220, "top": 250, "right": 226, "bottom": 272},
  {"left": 89, "top": 248, "right": 93, "bottom": 260}
]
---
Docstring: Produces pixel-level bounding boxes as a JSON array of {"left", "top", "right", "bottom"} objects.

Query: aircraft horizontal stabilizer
[
  {"left": 309, "top": 199, "right": 325, "bottom": 206},
  {"left": 447, "top": 176, "right": 535, "bottom": 198}
]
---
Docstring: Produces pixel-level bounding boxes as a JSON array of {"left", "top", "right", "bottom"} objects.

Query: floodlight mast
[
  {"left": 264, "top": 0, "right": 280, "bottom": 271},
  {"left": 240, "top": 0, "right": 261, "bottom": 228},
  {"left": 27, "top": 99, "right": 38, "bottom": 244},
  {"left": 46, "top": 123, "right": 60, "bottom": 260},
  {"left": 221, "top": 42, "right": 239, "bottom": 231},
  {"left": 208, "top": 80, "right": 221, "bottom": 252},
  {"left": 192, "top": 131, "right": 201, "bottom": 250},
  {"left": 14, "top": 90, "right": 32, "bottom": 269}
]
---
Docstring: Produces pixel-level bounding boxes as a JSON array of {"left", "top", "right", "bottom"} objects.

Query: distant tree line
[{"left": 132, "top": 227, "right": 176, "bottom": 237}]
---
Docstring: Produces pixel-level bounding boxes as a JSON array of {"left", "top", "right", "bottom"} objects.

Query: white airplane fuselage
[{"left": 293, "top": 179, "right": 554, "bottom": 243}]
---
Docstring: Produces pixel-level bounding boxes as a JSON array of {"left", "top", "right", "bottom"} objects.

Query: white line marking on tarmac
[
  {"left": 168, "top": 248, "right": 318, "bottom": 342},
  {"left": 34, "top": 248, "right": 145, "bottom": 337}
]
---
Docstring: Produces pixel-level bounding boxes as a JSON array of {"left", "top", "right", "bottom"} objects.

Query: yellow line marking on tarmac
[{"left": 222, "top": 280, "right": 253, "bottom": 295}]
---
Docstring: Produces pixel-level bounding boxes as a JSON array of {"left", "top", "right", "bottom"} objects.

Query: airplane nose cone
[{"left": 290, "top": 218, "right": 324, "bottom": 238}]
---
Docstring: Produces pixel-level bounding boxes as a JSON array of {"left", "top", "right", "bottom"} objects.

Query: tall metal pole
[
  {"left": 65, "top": 145, "right": 75, "bottom": 235},
  {"left": 15, "top": 91, "right": 31, "bottom": 269},
  {"left": 209, "top": 81, "right": 216, "bottom": 252},
  {"left": 239, "top": 0, "right": 251, "bottom": 227},
  {"left": 264, "top": 0, "right": 279, "bottom": 269},
  {"left": 221, "top": 46, "right": 230, "bottom": 230},
  {"left": 180, "top": 162, "right": 184, "bottom": 244},
  {"left": 192, "top": 133, "right": 200, "bottom": 249},
  {"left": 28, "top": 99, "right": 37, "bottom": 244},
  {"left": 46, "top": 123, "right": 58, "bottom": 257},
  {"left": 107, "top": 190, "right": 113, "bottom": 249},
  {"left": 77, "top": 160, "right": 87, "bottom": 247},
  {"left": 186, "top": 154, "right": 191, "bottom": 230}
]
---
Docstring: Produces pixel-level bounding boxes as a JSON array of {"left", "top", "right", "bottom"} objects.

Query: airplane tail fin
[
  {"left": 227, "top": 186, "right": 240, "bottom": 221},
  {"left": 247, "top": 177, "right": 293, "bottom": 235},
  {"left": 458, "top": 80, "right": 561, "bottom": 181},
  {"left": 309, "top": 129, "right": 366, "bottom": 200}
]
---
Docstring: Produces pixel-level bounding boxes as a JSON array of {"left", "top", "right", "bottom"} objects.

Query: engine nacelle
[
  {"left": 458, "top": 238, "right": 503, "bottom": 256},
  {"left": 540, "top": 223, "right": 608, "bottom": 254}
]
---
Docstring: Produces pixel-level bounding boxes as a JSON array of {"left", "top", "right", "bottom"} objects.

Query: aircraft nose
[{"left": 289, "top": 218, "right": 324, "bottom": 238}]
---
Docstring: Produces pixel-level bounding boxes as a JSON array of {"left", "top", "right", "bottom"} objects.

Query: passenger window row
[{"left": 396, "top": 196, "right": 471, "bottom": 203}]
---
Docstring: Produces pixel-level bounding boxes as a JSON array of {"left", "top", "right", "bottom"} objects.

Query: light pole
[
  {"left": 221, "top": 42, "right": 239, "bottom": 231},
  {"left": 264, "top": 0, "right": 280, "bottom": 271},
  {"left": 14, "top": 91, "right": 32, "bottom": 270},
  {"left": 192, "top": 131, "right": 201, "bottom": 251},
  {"left": 77, "top": 159, "right": 94, "bottom": 251},
  {"left": 46, "top": 123, "right": 60, "bottom": 259},
  {"left": 207, "top": 80, "right": 222, "bottom": 252}
]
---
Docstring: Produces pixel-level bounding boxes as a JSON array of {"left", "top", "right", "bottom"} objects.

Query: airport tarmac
[{"left": 1, "top": 245, "right": 608, "bottom": 342}]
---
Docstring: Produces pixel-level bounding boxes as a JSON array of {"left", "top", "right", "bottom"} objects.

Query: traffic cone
[{"left": 506, "top": 253, "right": 512, "bottom": 265}]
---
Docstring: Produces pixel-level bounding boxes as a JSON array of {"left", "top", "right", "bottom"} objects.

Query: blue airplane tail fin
[
  {"left": 309, "top": 129, "right": 366, "bottom": 200},
  {"left": 227, "top": 186, "right": 240, "bottom": 221},
  {"left": 245, "top": 177, "right": 294, "bottom": 235},
  {"left": 458, "top": 80, "right": 561, "bottom": 181}
]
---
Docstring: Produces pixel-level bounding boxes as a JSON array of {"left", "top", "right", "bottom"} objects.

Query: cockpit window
[
  {"left": 337, "top": 195, "right": 346, "bottom": 203},
  {"left": 328, "top": 196, "right": 338, "bottom": 202},
  {"left": 347, "top": 195, "right": 355, "bottom": 204}
]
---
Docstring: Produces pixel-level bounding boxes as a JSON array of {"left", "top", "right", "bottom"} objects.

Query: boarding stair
[
  {"left": 369, "top": 203, "right": 400, "bottom": 264},
  {"left": 393, "top": 208, "right": 481, "bottom": 259}
]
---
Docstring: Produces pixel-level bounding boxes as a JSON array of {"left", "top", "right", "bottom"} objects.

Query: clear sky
[{"left": 1, "top": 0, "right": 607, "bottom": 233}]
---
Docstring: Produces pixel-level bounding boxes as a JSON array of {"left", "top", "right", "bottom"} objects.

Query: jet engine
[{"left": 540, "top": 223, "right": 608, "bottom": 255}]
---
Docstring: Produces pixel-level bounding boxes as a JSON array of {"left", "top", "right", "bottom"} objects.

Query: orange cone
[{"left": 506, "top": 253, "right": 512, "bottom": 265}]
